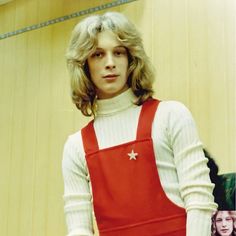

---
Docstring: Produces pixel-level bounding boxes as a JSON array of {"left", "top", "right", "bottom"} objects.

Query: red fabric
[{"left": 81, "top": 99, "right": 186, "bottom": 236}]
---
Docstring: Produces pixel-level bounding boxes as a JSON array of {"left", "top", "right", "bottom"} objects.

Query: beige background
[{"left": 0, "top": 0, "right": 235, "bottom": 235}]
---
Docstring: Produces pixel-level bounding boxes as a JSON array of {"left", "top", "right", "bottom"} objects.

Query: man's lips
[
  {"left": 103, "top": 74, "right": 118, "bottom": 78},
  {"left": 220, "top": 229, "right": 229, "bottom": 233}
]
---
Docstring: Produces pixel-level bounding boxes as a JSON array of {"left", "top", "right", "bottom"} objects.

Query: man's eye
[
  {"left": 92, "top": 52, "right": 103, "bottom": 58},
  {"left": 115, "top": 51, "right": 122, "bottom": 56},
  {"left": 114, "top": 49, "right": 126, "bottom": 56}
]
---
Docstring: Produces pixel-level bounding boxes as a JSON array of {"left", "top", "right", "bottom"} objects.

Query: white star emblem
[{"left": 127, "top": 149, "right": 138, "bottom": 160}]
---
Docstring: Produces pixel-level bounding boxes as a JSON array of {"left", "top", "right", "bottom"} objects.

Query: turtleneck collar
[{"left": 96, "top": 88, "right": 138, "bottom": 116}]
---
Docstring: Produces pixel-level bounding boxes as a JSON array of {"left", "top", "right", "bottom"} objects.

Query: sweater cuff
[{"left": 187, "top": 209, "right": 214, "bottom": 236}]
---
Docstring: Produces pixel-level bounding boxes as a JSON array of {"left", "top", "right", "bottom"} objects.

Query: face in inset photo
[{"left": 211, "top": 211, "right": 236, "bottom": 236}]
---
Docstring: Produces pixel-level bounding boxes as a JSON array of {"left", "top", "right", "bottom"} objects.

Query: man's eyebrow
[
  {"left": 114, "top": 45, "right": 126, "bottom": 48},
  {"left": 93, "top": 47, "right": 103, "bottom": 50}
]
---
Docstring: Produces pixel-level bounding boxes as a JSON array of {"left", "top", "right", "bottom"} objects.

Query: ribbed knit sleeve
[
  {"left": 62, "top": 135, "right": 94, "bottom": 236},
  {"left": 155, "top": 101, "right": 217, "bottom": 236}
]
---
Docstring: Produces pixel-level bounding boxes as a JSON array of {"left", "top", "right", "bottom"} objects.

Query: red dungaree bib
[{"left": 81, "top": 99, "right": 186, "bottom": 236}]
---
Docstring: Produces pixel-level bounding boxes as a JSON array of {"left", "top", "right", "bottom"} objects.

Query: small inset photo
[{"left": 211, "top": 210, "right": 236, "bottom": 236}]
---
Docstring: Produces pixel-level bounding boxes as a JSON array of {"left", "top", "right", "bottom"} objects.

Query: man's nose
[
  {"left": 222, "top": 219, "right": 227, "bottom": 227},
  {"left": 105, "top": 53, "right": 115, "bottom": 69}
]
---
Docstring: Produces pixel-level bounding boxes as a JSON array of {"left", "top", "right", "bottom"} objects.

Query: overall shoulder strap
[
  {"left": 81, "top": 120, "right": 99, "bottom": 154},
  {"left": 136, "top": 99, "right": 160, "bottom": 140}
]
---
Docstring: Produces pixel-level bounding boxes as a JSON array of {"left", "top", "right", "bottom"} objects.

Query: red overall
[{"left": 81, "top": 99, "right": 186, "bottom": 236}]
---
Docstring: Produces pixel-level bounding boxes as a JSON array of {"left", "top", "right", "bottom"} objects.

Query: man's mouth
[
  {"left": 221, "top": 229, "right": 229, "bottom": 233},
  {"left": 103, "top": 74, "right": 118, "bottom": 78}
]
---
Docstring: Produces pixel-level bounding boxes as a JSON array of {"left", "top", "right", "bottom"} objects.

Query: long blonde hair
[{"left": 66, "top": 12, "right": 155, "bottom": 116}]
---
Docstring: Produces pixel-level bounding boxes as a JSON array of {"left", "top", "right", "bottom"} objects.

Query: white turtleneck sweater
[{"left": 62, "top": 89, "right": 217, "bottom": 236}]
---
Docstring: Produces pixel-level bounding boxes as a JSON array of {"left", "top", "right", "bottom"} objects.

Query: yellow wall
[{"left": 0, "top": 0, "right": 235, "bottom": 235}]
